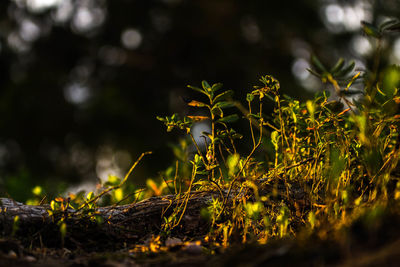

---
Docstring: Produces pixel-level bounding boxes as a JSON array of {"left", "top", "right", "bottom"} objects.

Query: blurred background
[{"left": 0, "top": 0, "right": 399, "bottom": 201}]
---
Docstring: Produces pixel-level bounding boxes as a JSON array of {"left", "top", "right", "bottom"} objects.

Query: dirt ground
[{"left": 2, "top": 232, "right": 400, "bottom": 267}]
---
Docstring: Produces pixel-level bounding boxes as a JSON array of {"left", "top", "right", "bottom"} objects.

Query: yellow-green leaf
[{"left": 213, "top": 90, "right": 233, "bottom": 103}]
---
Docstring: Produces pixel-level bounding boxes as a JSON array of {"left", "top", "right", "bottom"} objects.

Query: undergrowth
[{"left": 24, "top": 18, "right": 400, "bottom": 251}]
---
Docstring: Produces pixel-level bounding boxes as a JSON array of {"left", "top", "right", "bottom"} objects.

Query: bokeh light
[
  {"left": 121, "top": 28, "right": 143, "bottom": 50},
  {"left": 351, "top": 35, "right": 372, "bottom": 56},
  {"left": 63, "top": 82, "right": 91, "bottom": 105},
  {"left": 321, "top": 0, "right": 372, "bottom": 33}
]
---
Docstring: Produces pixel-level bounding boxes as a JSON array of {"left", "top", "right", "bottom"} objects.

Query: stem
[
  {"left": 248, "top": 101, "right": 256, "bottom": 147},
  {"left": 210, "top": 97, "right": 216, "bottom": 181},
  {"left": 78, "top": 151, "right": 152, "bottom": 211},
  {"left": 189, "top": 132, "right": 208, "bottom": 168},
  {"left": 233, "top": 101, "right": 269, "bottom": 136}
]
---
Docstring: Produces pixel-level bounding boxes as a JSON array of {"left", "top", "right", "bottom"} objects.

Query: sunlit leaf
[
  {"left": 244, "top": 201, "right": 264, "bottom": 220},
  {"left": 246, "top": 93, "right": 255, "bottom": 102},
  {"left": 227, "top": 153, "right": 240, "bottom": 176},
  {"left": 50, "top": 200, "right": 58, "bottom": 211},
  {"left": 60, "top": 222, "right": 67, "bottom": 242},
  {"left": 187, "top": 85, "right": 209, "bottom": 97},
  {"left": 345, "top": 72, "right": 361, "bottom": 90},
  {"left": 202, "top": 80, "right": 211, "bottom": 91},
  {"left": 105, "top": 175, "right": 121, "bottom": 186},
  {"left": 12, "top": 216, "right": 19, "bottom": 236},
  {"left": 114, "top": 188, "right": 124, "bottom": 202},
  {"left": 86, "top": 191, "right": 94, "bottom": 201},
  {"left": 187, "top": 100, "right": 208, "bottom": 107},
  {"left": 382, "top": 65, "right": 400, "bottom": 97},
  {"left": 147, "top": 179, "right": 162, "bottom": 196},
  {"left": 55, "top": 197, "right": 64, "bottom": 202},
  {"left": 213, "top": 90, "right": 233, "bottom": 103},
  {"left": 32, "top": 186, "right": 43, "bottom": 196},
  {"left": 271, "top": 131, "right": 279, "bottom": 150},
  {"left": 307, "top": 211, "right": 316, "bottom": 229},
  {"left": 187, "top": 115, "right": 209, "bottom": 122},
  {"left": 211, "top": 106, "right": 223, "bottom": 117}
]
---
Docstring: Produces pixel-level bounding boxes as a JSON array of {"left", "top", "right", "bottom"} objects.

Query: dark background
[{"left": 0, "top": 0, "right": 398, "bottom": 201}]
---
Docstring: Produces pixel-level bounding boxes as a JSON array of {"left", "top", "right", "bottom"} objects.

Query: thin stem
[
  {"left": 189, "top": 132, "right": 208, "bottom": 168},
  {"left": 78, "top": 151, "right": 152, "bottom": 211},
  {"left": 248, "top": 101, "right": 256, "bottom": 147}
]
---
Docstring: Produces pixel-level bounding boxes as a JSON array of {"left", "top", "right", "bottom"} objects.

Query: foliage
[
  {"left": 18, "top": 18, "right": 400, "bottom": 253},
  {"left": 155, "top": 17, "right": 400, "bottom": 247}
]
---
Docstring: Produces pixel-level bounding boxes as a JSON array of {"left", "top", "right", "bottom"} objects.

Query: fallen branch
[{"left": 0, "top": 181, "right": 307, "bottom": 250}]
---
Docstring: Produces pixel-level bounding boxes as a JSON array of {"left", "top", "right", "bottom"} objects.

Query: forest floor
[{"left": 2, "top": 222, "right": 400, "bottom": 267}]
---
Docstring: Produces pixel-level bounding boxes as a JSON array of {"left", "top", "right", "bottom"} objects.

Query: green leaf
[
  {"left": 260, "top": 75, "right": 280, "bottom": 91},
  {"left": 311, "top": 55, "right": 327, "bottom": 72},
  {"left": 187, "top": 85, "right": 209, "bottom": 97},
  {"left": 217, "top": 114, "right": 239, "bottom": 124},
  {"left": 211, "top": 83, "right": 223, "bottom": 93},
  {"left": 32, "top": 186, "right": 43, "bottom": 196},
  {"left": 345, "top": 72, "right": 361, "bottom": 90},
  {"left": 307, "top": 68, "right": 321, "bottom": 77},
  {"left": 380, "top": 19, "right": 400, "bottom": 32},
  {"left": 211, "top": 106, "right": 223, "bottom": 117},
  {"left": 86, "top": 191, "right": 94, "bottom": 201},
  {"left": 227, "top": 153, "right": 240, "bottom": 176},
  {"left": 156, "top": 116, "right": 166, "bottom": 122},
  {"left": 361, "top": 21, "right": 381, "bottom": 38},
  {"left": 339, "top": 89, "right": 363, "bottom": 96},
  {"left": 104, "top": 175, "right": 121, "bottom": 187},
  {"left": 335, "top": 61, "right": 355, "bottom": 77},
  {"left": 382, "top": 65, "right": 400, "bottom": 97},
  {"left": 201, "top": 131, "right": 213, "bottom": 139},
  {"left": 247, "top": 113, "right": 260, "bottom": 119},
  {"left": 214, "top": 101, "right": 235, "bottom": 109},
  {"left": 60, "top": 222, "right": 67, "bottom": 241},
  {"left": 383, "top": 21, "right": 400, "bottom": 32},
  {"left": 50, "top": 200, "right": 55, "bottom": 210},
  {"left": 308, "top": 211, "right": 316, "bottom": 229},
  {"left": 202, "top": 80, "right": 211, "bottom": 91},
  {"left": 213, "top": 90, "right": 234, "bottom": 103},
  {"left": 330, "top": 58, "right": 345, "bottom": 74},
  {"left": 271, "top": 131, "right": 279, "bottom": 150},
  {"left": 246, "top": 93, "right": 255, "bottom": 102}
]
